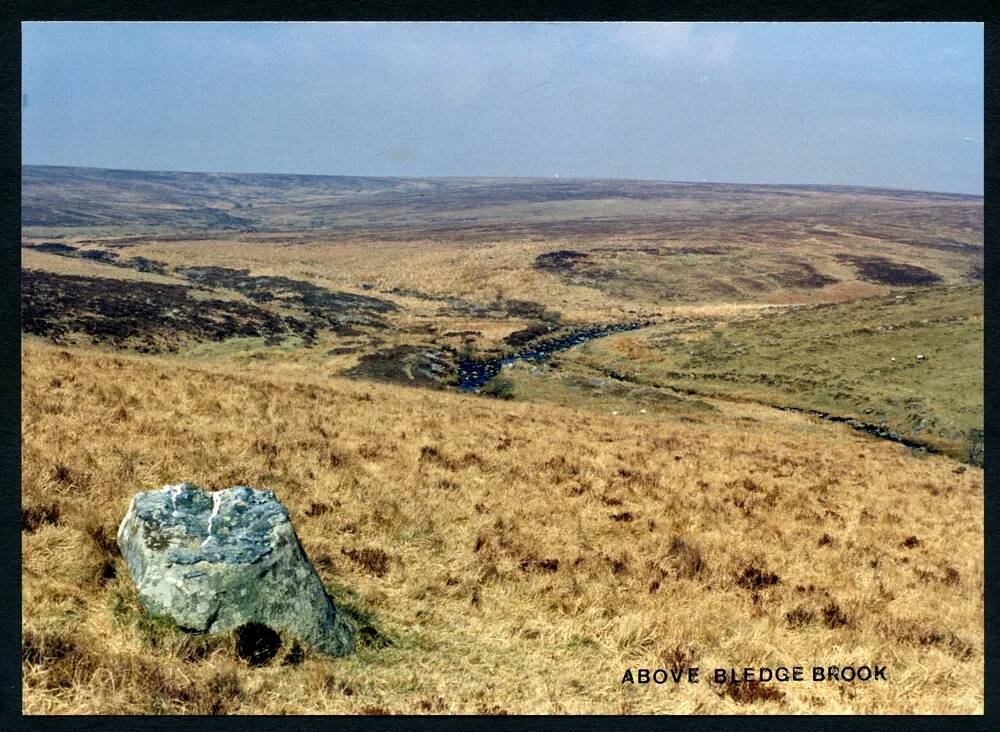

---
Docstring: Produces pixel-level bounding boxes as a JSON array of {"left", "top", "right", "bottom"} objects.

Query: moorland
[{"left": 21, "top": 165, "right": 984, "bottom": 713}]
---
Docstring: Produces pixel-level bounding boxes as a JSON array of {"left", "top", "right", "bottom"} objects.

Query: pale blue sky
[{"left": 22, "top": 22, "right": 984, "bottom": 194}]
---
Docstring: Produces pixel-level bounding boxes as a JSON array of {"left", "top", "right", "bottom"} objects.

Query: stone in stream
[{"left": 117, "top": 482, "right": 355, "bottom": 657}]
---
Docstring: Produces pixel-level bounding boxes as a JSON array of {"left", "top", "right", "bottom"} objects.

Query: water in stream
[{"left": 456, "top": 321, "right": 649, "bottom": 391}]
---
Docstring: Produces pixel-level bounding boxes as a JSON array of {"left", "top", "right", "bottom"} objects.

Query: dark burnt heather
[
  {"left": 504, "top": 323, "right": 557, "bottom": 347},
  {"left": 344, "top": 345, "right": 458, "bottom": 388},
  {"left": 534, "top": 250, "right": 590, "bottom": 273},
  {"left": 769, "top": 259, "right": 839, "bottom": 289},
  {"left": 23, "top": 241, "right": 172, "bottom": 276},
  {"left": 835, "top": 255, "right": 942, "bottom": 287},
  {"left": 24, "top": 242, "right": 79, "bottom": 255},
  {"left": 533, "top": 246, "right": 837, "bottom": 303},
  {"left": 176, "top": 266, "right": 397, "bottom": 333},
  {"left": 178, "top": 266, "right": 396, "bottom": 312},
  {"left": 21, "top": 270, "right": 313, "bottom": 352}
]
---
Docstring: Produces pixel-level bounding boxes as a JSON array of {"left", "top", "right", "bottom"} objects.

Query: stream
[
  {"left": 454, "top": 321, "right": 970, "bottom": 462},
  {"left": 456, "top": 321, "right": 650, "bottom": 391}
]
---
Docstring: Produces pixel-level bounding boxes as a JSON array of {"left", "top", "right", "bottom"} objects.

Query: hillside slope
[{"left": 22, "top": 341, "right": 983, "bottom": 714}]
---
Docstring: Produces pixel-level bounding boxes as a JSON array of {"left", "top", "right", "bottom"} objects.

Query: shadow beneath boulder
[{"left": 234, "top": 622, "right": 282, "bottom": 666}]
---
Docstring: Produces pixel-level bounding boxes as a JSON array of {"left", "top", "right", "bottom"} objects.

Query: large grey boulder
[{"left": 117, "top": 482, "right": 354, "bottom": 657}]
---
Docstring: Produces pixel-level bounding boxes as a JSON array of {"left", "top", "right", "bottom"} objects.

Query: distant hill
[{"left": 21, "top": 164, "right": 983, "bottom": 238}]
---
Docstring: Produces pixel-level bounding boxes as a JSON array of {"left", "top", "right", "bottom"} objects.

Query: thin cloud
[{"left": 609, "top": 22, "right": 738, "bottom": 67}]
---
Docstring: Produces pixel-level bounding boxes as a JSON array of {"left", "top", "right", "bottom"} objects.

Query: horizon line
[{"left": 21, "top": 162, "right": 984, "bottom": 199}]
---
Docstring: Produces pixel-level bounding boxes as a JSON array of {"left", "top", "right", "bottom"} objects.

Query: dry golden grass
[
  {"left": 22, "top": 339, "right": 983, "bottom": 714},
  {"left": 63, "top": 217, "right": 975, "bottom": 326}
]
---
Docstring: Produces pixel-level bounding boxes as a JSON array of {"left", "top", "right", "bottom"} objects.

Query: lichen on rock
[{"left": 117, "top": 482, "right": 354, "bottom": 657}]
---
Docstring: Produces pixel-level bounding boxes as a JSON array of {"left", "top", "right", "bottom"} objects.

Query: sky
[{"left": 21, "top": 22, "right": 984, "bottom": 194}]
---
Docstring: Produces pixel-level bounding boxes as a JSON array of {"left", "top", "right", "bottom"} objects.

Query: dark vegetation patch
[
  {"left": 24, "top": 241, "right": 173, "bottom": 277},
  {"left": 22, "top": 502, "right": 60, "bottom": 532},
  {"left": 658, "top": 646, "right": 695, "bottom": 673},
  {"left": 443, "top": 330, "right": 482, "bottom": 338},
  {"left": 534, "top": 246, "right": 731, "bottom": 285},
  {"left": 129, "top": 256, "right": 168, "bottom": 274},
  {"left": 533, "top": 249, "right": 590, "bottom": 273},
  {"left": 504, "top": 299, "right": 553, "bottom": 320},
  {"left": 82, "top": 519, "right": 120, "bottom": 585},
  {"left": 25, "top": 242, "right": 78, "bottom": 255},
  {"left": 889, "top": 620, "right": 974, "bottom": 661},
  {"left": 22, "top": 627, "right": 77, "bottom": 666},
  {"left": 533, "top": 249, "right": 664, "bottom": 298},
  {"left": 903, "top": 239, "right": 982, "bottom": 254},
  {"left": 784, "top": 606, "right": 815, "bottom": 628},
  {"left": 820, "top": 601, "right": 851, "bottom": 629},
  {"left": 50, "top": 462, "right": 72, "bottom": 484},
  {"left": 22, "top": 270, "right": 312, "bottom": 351},
  {"left": 326, "top": 345, "right": 360, "bottom": 355},
  {"left": 281, "top": 641, "right": 306, "bottom": 666},
  {"left": 304, "top": 501, "right": 331, "bottom": 518},
  {"left": 535, "top": 245, "right": 755, "bottom": 301},
  {"left": 835, "top": 255, "right": 942, "bottom": 286},
  {"left": 519, "top": 556, "right": 560, "bottom": 573},
  {"left": 481, "top": 375, "right": 516, "bottom": 400},
  {"left": 964, "top": 264, "right": 983, "bottom": 282},
  {"left": 504, "top": 323, "right": 557, "bottom": 347},
  {"left": 771, "top": 260, "right": 839, "bottom": 289},
  {"left": 341, "top": 547, "right": 391, "bottom": 577},
  {"left": 734, "top": 564, "right": 780, "bottom": 591},
  {"left": 344, "top": 345, "right": 457, "bottom": 388},
  {"left": 78, "top": 250, "right": 118, "bottom": 263},
  {"left": 178, "top": 266, "right": 396, "bottom": 332},
  {"left": 605, "top": 555, "right": 629, "bottom": 576},
  {"left": 716, "top": 679, "right": 785, "bottom": 705}
]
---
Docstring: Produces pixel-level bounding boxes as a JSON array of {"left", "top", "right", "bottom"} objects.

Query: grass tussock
[{"left": 21, "top": 340, "right": 983, "bottom": 714}]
